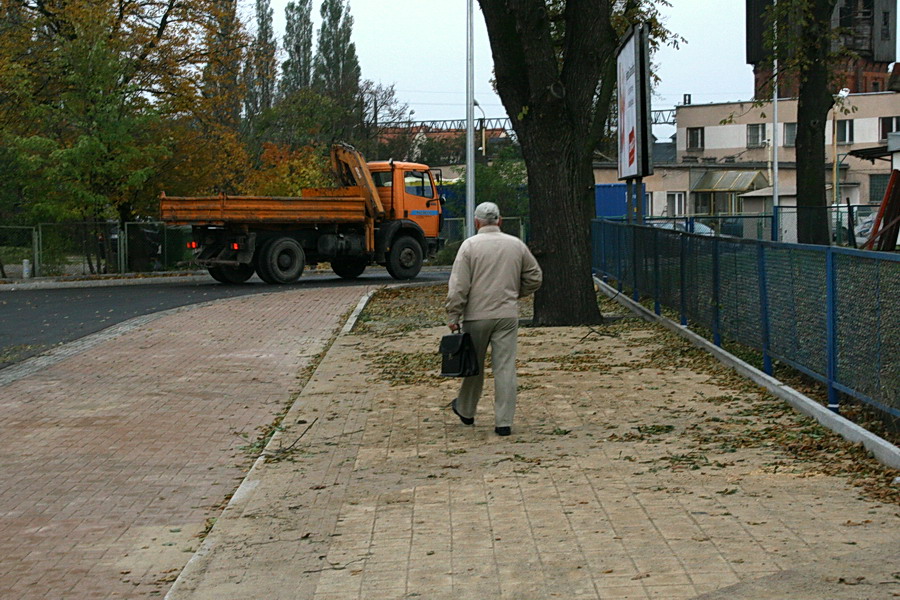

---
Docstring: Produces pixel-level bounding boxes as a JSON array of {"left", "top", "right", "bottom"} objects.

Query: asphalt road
[{"left": 0, "top": 269, "right": 449, "bottom": 369}]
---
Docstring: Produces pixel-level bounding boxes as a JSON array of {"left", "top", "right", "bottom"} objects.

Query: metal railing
[
  {"left": 641, "top": 204, "right": 882, "bottom": 246},
  {"left": 440, "top": 217, "right": 528, "bottom": 243},
  {"left": 592, "top": 219, "right": 900, "bottom": 427},
  {"left": 0, "top": 222, "right": 193, "bottom": 280}
]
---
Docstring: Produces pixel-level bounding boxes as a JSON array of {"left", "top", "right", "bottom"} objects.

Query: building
[
  {"left": 746, "top": 0, "right": 897, "bottom": 97},
  {"left": 593, "top": 90, "right": 899, "bottom": 221}
]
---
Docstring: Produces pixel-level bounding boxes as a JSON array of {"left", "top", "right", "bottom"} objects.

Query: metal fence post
[
  {"left": 31, "top": 227, "right": 40, "bottom": 277},
  {"left": 653, "top": 227, "right": 661, "bottom": 315},
  {"left": 772, "top": 206, "right": 779, "bottom": 242},
  {"left": 631, "top": 226, "right": 639, "bottom": 302},
  {"left": 679, "top": 234, "right": 687, "bottom": 326},
  {"left": 119, "top": 224, "right": 127, "bottom": 273},
  {"left": 37, "top": 224, "right": 45, "bottom": 277},
  {"left": 616, "top": 226, "right": 624, "bottom": 293},
  {"left": 825, "top": 247, "right": 839, "bottom": 412},
  {"left": 600, "top": 222, "right": 607, "bottom": 279},
  {"left": 757, "top": 243, "right": 772, "bottom": 374},
  {"left": 712, "top": 237, "right": 721, "bottom": 346}
]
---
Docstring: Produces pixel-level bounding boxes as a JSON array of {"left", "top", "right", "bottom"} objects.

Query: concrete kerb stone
[
  {"left": 594, "top": 276, "right": 900, "bottom": 471},
  {"left": 0, "top": 272, "right": 209, "bottom": 291},
  {"left": 163, "top": 286, "right": 381, "bottom": 600}
]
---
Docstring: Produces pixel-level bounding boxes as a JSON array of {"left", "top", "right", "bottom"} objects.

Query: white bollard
[{"left": 22, "top": 259, "right": 31, "bottom": 279}]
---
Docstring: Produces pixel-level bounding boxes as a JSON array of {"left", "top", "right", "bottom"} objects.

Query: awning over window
[
  {"left": 691, "top": 170, "right": 768, "bottom": 193},
  {"left": 848, "top": 145, "right": 891, "bottom": 163}
]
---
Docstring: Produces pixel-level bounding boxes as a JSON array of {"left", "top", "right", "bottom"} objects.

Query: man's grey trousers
[{"left": 455, "top": 317, "right": 518, "bottom": 428}]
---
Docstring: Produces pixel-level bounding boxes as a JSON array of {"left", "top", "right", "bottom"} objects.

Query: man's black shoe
[
  {"left": 451, "top": 399, "right": 474, "bottom": 425},
  {"left": 495, "top": 426, "right": 511, "bottom": 436}
]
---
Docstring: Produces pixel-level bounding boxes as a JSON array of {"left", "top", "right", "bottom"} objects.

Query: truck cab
[{"left": 369, "top": 161, "right": 442, "bottom": 241}]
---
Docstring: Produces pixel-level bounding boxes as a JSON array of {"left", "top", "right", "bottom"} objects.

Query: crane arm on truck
[{"left": 331, "top": 143, "right": 385, "bottom": 221}]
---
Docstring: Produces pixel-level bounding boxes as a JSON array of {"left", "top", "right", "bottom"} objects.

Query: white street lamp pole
[
  {"left": 465, "top": 0, "right": 476, "bottom": 238},
  {"left": 772, "top": 0, "right": 780, "bottom": 213}
]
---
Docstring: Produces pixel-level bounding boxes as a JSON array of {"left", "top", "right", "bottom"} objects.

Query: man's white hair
[{"left": 474, "top": 202, "right": 501, "bottom": 224}]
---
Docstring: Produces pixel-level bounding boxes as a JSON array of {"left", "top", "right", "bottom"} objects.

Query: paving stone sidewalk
[
  {"left": 0, "top": 285, "right": 366, "bottom": 599},
  {"left": 167, "top": 288, "right": 900, "bottom": 600}
]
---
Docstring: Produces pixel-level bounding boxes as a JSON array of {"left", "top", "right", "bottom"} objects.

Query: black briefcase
[{"left": 439, "top": 332, "right": 480, "bottom": 377}]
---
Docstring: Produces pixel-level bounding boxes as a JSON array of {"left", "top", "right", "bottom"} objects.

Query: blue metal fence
[{"left": 592, "top": 219, "right": 900, "bottom": 421}]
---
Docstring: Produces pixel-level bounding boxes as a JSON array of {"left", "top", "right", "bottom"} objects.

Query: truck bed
[{"left": 159, "top": 187, "right": 368, "bottom": 226}]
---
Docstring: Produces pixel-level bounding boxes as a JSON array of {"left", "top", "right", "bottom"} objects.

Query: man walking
[{"left": 446, "top": 202, "right": 542, "bottom": 436}]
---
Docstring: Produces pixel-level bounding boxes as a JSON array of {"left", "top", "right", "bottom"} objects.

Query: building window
[
  {"left": 784, "top": 122, "right": 797, "bottom": 147},
  {"left": 880, "top": 116, "right": 900, "bottom": 141},
  {"left": 747, "top": 123, "right": 766, "bottom": 148},
  {"left": 837, "top": 119, "right": 854, "bottom": 144},
  {"left": 667, "top": 192, "right": 686, "bottom": 216},
  {"left": 687, "top": 127, "right": 704, "bottom": 151},
  {"left": 870, "top": 174, "right": 890, "bottom": 204}
]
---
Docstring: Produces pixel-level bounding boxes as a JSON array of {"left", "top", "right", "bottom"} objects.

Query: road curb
[
  {"left": 594, "top": 277, "right": 900, "bottom": 471},
  {"left": 163, "top": 286, "right": 380, "bottom": 600},
  {"left": 0, "top": 272, "right": 210, "bottom": 291}
]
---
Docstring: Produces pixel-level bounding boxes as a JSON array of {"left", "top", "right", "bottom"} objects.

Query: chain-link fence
[
  {"left": 593, "top": 219, "right": 900, "bottom": 434},
  {"left": 440, "top": 217, "right": 528, "bottom": 244},
  {"left": 772, "top": 204, "right": 881, "bottom": 247},
  {"left": 0, "top": 226, "right": 38, "bottom": 279},
  {"left": 643, "top": 204, "right": 882, "bottom": 246},
  {"left": 0, "top": 222, "right": 194, "bottom": 280}
]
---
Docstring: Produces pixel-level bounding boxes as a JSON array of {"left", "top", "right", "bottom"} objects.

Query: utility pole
[{"left": 465, "top": 0, "right": 476, "bottom": 238}]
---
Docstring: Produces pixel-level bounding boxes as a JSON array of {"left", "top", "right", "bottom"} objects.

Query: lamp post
[
  {"left": 465, "top": 0, "right": 476, "bottom": 238},
  {"left": 831, "top": 88, "right": 850, "bottom": 207},
  {"left": 474, "top": 99, "right": 486, "bottom": 157}
]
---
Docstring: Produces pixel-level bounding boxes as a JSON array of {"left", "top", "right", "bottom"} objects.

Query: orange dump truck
[{"left": 159, "top": 144, "right": 444, "bottom": 283}]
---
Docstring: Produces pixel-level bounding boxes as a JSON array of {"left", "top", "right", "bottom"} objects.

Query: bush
[{"left": 431, "top": 240, "right": 462, "bottom": 266}]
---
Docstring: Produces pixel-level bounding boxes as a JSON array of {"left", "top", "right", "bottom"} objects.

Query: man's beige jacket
[{"left": 446, "top": 225, "right": 543, "bottom": 324}]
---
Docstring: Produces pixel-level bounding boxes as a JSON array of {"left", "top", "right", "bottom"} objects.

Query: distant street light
[{"left": 474, "top": 99, "right": 486, "bottom": 157}]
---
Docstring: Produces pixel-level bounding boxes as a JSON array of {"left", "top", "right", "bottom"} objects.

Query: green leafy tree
[
  {"left": 477, "top": 0, "right": 679, "bottom": 325},
  {"left": 243, "top": 0, "right": 277, "bottom": 120},
  {"left": 256, "top": 88, "right": 346, "bottom": 149},
  {"left": 202, "top": 0, "right": 245, "bottom": 128},
  {"left": 762, "top": 0, "right": 842, "bottom": 245},
  {"left": 313, "top": 0, "right": 360, "bottom": 107},
  {"left": 281, "top": 0, "right": 314, "bottom": 96}
]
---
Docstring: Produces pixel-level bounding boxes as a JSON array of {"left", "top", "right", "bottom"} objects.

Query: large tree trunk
[
  {"left": 794, "top": 0, "right": 838, "bottom": 245},
  {"left": 519, "top": 121, "right": 602, "bottom": 326},
  {"left": 478, "top": 0, "right": 612, "bottom": 326}
]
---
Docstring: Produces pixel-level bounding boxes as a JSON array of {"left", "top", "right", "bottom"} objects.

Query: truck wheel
[
  {"left": 331, "top": 257, "right": 367, "bottom": 279},
  {"left": 254, "top": 239, "right": 277, "bottom": 284},
  {"left": 209, "top": 264, "right": 254, "bottom": 284},
  {"left": 260, "top": 237, "right": 305, "bottom": 284},
  {"left": 386, "top": 235, "right": 423, "bottom": 280}
]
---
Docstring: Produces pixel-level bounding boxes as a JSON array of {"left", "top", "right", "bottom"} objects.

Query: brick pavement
[
  {"left": 166, "top": 306, "right": 900, "bottom": 600},
  {"left": 0, "top": 285, "right": 367, "bottom": 599}
]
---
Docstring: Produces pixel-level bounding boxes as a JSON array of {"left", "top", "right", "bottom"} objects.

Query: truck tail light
[
  {"left": 187, "top": 241, "right": 199, "bottom": 249},
  {"left": 231, "top": 242, "right": 241, "bottom": 250}
]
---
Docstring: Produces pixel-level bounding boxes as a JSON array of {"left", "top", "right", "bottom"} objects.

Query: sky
[{"left": 263, "top": 0, "right": 897, "bottom": 132}]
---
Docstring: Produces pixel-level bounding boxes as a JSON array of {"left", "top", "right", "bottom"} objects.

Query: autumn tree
[
  {"left": 477, "top": 0, "right": 677, "bottom": 325},
  {"left": 281, "top": 0, "right": 314, "bottom": 96}
]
